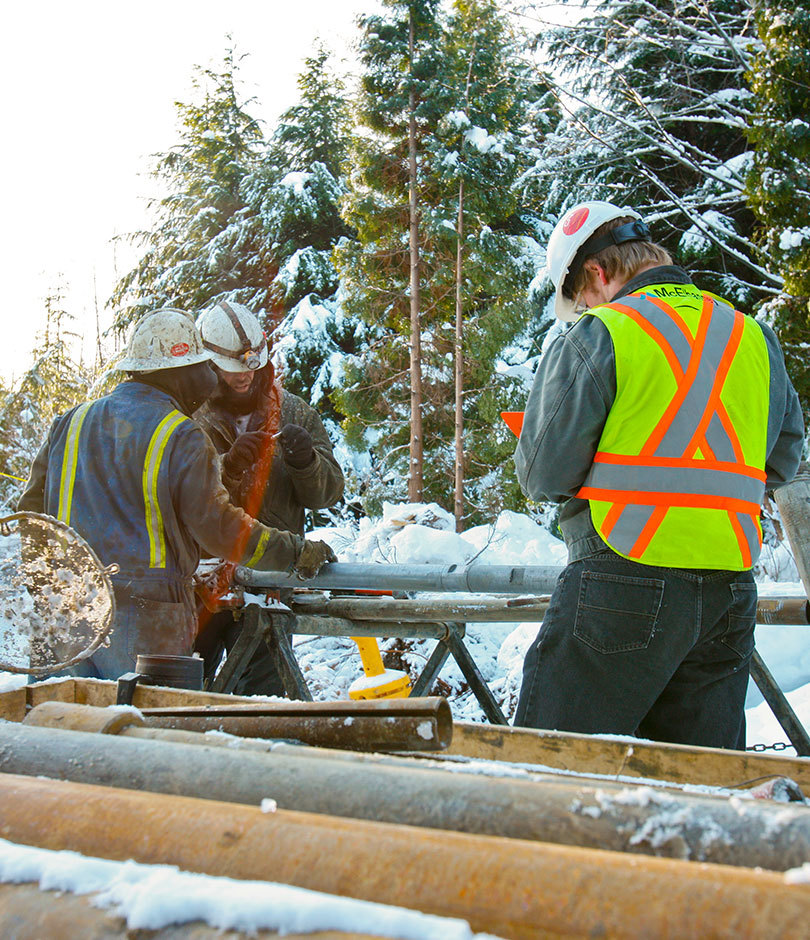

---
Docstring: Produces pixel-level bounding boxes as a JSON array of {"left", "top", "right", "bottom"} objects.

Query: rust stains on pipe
[
  {"left": 2, "top": 772, "right": 810, "bottom": 940},
  {"left": 24, "top": 698, "right": 452, "bottom": 752},
  {"left": 5, "top": 720, "right": 810, "bottom": 872}
]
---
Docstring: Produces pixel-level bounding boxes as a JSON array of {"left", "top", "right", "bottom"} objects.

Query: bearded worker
[{"left": 193, "top": 301, "right": 344, "bottom": 694}]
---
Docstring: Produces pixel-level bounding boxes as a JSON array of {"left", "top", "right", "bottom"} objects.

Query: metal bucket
[{"left": 134, "top": 654, "right": 203, "bottom": 691}]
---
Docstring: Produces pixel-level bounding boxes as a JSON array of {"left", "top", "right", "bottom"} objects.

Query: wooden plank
[
  {"left": 0, "top": 687, "right": 27, "bottom": 722},
  {"left": 27, "top": 679, "right": 76, "bottom": 709},
  {"left": 74, "top": 678, "right": 263, "bottom": 710},
  {"left": 449, "top": 722, "right": 810, "bottom": 791}
]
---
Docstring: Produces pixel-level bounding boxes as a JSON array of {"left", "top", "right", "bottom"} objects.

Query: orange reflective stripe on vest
[{"left": 577, "top": 292, "right": 766, "bottom": 568}]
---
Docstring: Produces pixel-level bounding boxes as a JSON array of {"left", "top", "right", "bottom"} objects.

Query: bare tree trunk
[
  {"left": 407, "top": 10, "right": 424, "bottom": 503},
  {"left": 454, "top": 179, "right": 464, "bottom": 531}
]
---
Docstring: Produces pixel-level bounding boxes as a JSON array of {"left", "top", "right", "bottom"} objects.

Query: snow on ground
[{"left": 0, "top": 839, "right": 491, "bottom": 939}]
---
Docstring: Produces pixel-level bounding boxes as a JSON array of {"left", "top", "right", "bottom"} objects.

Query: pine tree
[
  {"left": 524, "top": 0, "right": 773, "bottom": 310},
  {"left": 336, "top": 0, "right": 448, "bottom": 506},
  {"left": 0, "top": 285, "right": 94, "bottom": 509},
  {"left": 226, "top": 44, "right": 362, "bottom": 430},
  {"left": 433, "top": 0, "right": 552, "bottom": 527},
  {"left": 110, "top": 48, "right": 265, "bottom": 331},
  {"left": 746, "top": 0, "right": 810, "bottom": 423}
]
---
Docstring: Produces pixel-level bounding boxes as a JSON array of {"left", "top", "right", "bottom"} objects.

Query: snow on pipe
[
  {"left": 3, "top": 772, "right": 810, "bottom": 940},
  {"left": 235, "top": 562, "right": 563, "bottom": 594},
  {"left": 3, "top": 721, "right": 810, "bottom": 872}
]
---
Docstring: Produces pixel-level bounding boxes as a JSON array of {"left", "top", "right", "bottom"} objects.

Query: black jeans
[{"left": 514, "top": 551, "right": 757, "bottom": 750}]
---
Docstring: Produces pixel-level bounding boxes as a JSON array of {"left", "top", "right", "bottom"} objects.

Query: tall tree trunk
[
  {"left": 407, "top": 10, "right": 424, "bottom": 503},
  {"left": 454, "top": 179, "right": 464, "bottom": 531}
]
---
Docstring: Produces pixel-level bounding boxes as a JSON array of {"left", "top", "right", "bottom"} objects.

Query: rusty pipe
[
  {"left": 24, "top": 697, "right": 452, "bottom": 752},
  {"left": 5, "top": 720, "right": 810, "bottom": 871},
  {"left": 3, "top": 772, "right": 810, "bottom": 940}
]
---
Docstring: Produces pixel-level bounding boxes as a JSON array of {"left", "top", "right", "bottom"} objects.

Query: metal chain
[{"left": 747, "top": 742, "right": 792, "bottom": 752}]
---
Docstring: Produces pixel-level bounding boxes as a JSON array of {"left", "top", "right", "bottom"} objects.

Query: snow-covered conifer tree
[
  {"left": 336, "top": 0, "right": 448, "bottom": 507},
  {"left": 747, "top": 0, "right": 810, "bottom": 424},
  {"left": 110, "top": 49, "right": 264, "bottom": 330},
  {"left": 524, "top": 0, "right": 775, "bottom": 310}
]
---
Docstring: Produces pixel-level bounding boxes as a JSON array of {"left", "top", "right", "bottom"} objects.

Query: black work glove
[
  {"left": 279, "top": 423, "right": 315, "bottom": 469},
  {"left": 294, "top": 540, "right": 338, "bottom": 580},
  {"left": 222, "top": 430, "right": 272, "bottom": 476}
]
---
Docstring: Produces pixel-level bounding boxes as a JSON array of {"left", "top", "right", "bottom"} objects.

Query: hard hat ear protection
[
  {"left": 201, "top": 300, "right": 267, "bottom": 370},
  {"left": 562, "top": 219, "right": 651, "bottom": 300}
]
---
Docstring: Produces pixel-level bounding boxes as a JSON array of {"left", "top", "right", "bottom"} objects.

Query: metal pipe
[
  {"left": 775, "top": 463, "right": 810, "bottom": 598},
  {"left": 21, "top": 701, "right": 710, "bottom": 796},
  {"left": 24, "top": 698, "right": 453, "bottom": 753},
  {"left": 4, "top": 721, "right": 810, "bottom": 871},
  {"left": 236, "top": 562, "right": 563, "bottom": 594},
  {"left": 3, "top": 772, "right": 810, "bottom": 940},
  {"left": 290, "top": 595, "right": 550, "bottom": 624}
]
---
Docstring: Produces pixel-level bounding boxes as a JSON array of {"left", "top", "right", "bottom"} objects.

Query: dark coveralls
[
  {"left": 194, "top": 373, "right": 344, "bottom": 694},
  {"left": 18, "top": 380, "right": 304, "bottom": 679},
  {"left": 514, "top": 266, "right": 804, "bottom": 749}
]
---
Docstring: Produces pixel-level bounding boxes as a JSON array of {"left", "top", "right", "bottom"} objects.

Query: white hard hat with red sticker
[
  {"left": 545, "top": 201, "right": 643, "bottom": 322},
  {"left": 117, "top": 308, "right": 213, "bottom": 372}
]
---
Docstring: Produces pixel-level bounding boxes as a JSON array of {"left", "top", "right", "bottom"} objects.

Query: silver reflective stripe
[
  {"left": 613, "top": 295, "right": 692, "bottom": 374},
  {"left": 608, "top": 504, "right": 658, "bottom": 552},
  {"left": 737, "top": 513, "right": 761, "bottom": 563},
  {"left": 652, "top": 300, "right": 736, "bottom": 459},
  {"left": 584, "top": 462, "right": 765, "bottom": 506},
  {"left": 57, "top": 402, "right": 93, "bottom": 524},
  {"left": 704, "top": 412, "right": 738, "bottom": 463}
]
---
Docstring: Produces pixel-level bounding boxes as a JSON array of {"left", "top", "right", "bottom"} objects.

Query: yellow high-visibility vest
[{"left": 576, "top": 285, "right": 770, "bottom": 570}]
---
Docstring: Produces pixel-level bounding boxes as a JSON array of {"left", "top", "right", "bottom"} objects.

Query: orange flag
[{"left": 501, "top": 411, "right": 525, "bottom": 437}]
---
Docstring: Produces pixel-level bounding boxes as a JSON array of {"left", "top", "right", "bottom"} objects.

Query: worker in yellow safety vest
[
  {"left": 18, "top": 308, "right": 336, "bottom": 679},
  {"left": 514, "top": 200, "right": 804, "bottom": 749}
]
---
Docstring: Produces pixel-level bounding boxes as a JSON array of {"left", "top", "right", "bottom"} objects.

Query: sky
[{"left": 0, "top": 0, "right": 375, "bottom": 387}]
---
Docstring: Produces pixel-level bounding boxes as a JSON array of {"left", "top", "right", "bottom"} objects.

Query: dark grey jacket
[{"left": 515, "top": 266, "right": 805, "bottom": 562}]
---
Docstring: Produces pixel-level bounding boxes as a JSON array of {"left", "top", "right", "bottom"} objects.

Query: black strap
[
  {"left": 563, "top": 219, "right": 651, "bottom": 299},
  {"left": 202, "top": 301, "right": 267, "bottom": 360}
]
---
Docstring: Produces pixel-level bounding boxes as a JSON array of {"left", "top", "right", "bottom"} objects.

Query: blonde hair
[{"left": 566, "top": 216, "right": 672, "bottom": 299}]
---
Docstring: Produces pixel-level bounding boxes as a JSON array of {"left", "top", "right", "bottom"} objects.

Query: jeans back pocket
[{"left": 574, "top": 571, "right": 665, "bottom": 654}]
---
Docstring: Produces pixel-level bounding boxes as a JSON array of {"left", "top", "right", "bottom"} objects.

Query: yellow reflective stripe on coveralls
[
  {"left": 57, "top": 402, "right": 93, "bottom": 524},
  {"left": 142, "top": 410, "right": 189, "bottom": 568},
  {"left": 246, "top": 529, "right": 270, "bottom": 568}
]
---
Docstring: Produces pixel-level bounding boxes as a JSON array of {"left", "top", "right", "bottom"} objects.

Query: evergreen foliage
[
  {"left": 746, "top": 0, "right": 810, "bottom": 422},
  {"left": 525, "top": 0, "right": 774, "bottom": 310},
  {"left": 337, "top": 0, "right": 550, "bottom": 522},
  {"left": 110, "top": 49, "right": 265, "bottom": 331},
  {"left": 0, "top": 287, "right": 94, "bottom": 510}
]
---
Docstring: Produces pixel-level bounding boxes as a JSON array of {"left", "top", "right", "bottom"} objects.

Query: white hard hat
[
  {"left": 117, "top": 308, "right": 213, "bottom": 372},
  {"left": 196, "top": 301, "right": 268, "bottom": 373},
  {"left": 545, "top": 201, "right": 646, "bottom": 322}
]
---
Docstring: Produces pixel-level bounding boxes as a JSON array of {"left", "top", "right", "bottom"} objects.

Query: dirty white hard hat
[
  {"left": 545, "top": 201, "right": 646, "bottom": 322},
  {"left": 117, "top": 308, "right": 213, "bottom": 371},
  {"left": 196, "top": 301, "right": 269, "bottom": 373}
]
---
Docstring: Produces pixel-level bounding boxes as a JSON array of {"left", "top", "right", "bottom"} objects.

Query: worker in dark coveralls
[
  {"left": 193, "top": 301, "right": 345, "bottom": 694},
  {"left": 18, "top": 308, "right": 336, "bottom": 679},
  {"left": 514, "top": 200, "right": 804, "bottom": 749}
]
